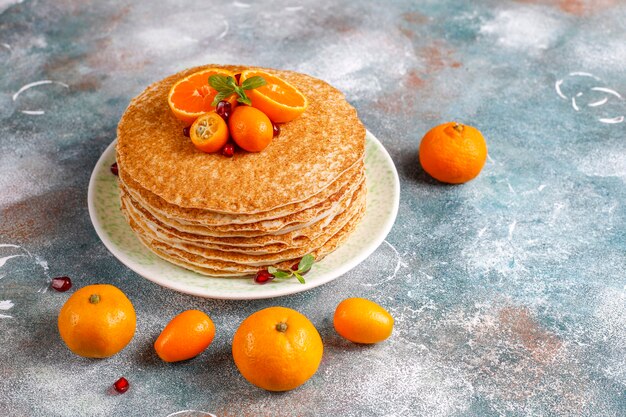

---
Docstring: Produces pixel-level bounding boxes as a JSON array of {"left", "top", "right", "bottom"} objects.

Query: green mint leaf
[
  {"left": 241, "top": 76, "right": 267, "bottom": 90},
  {"left": 224, "top": 84, "right": 252, "bottom": 106},
  {"left": 236, "top": 94, "right": 252, "bottom": 106},
  {"left": 269, "top": 266, "right": 292, "bottom": 279},
  {"left": 227, "top": 76, "right": 239, "bottom": 88},
  {"left": 208, "top": 74, "right": 232, "bottom": 92},
  {"left": 209, "top": 74, "right": 237, "bottom": 106},
  {"left": 233, "top": 84, "right": 245, "bottom": 96},
  {"left": 297, "top": 254, "right": 314, "bottom": 273},
  {"left": 293, "top": 271, "right": 306, "bottom": 284},
  {"left": 273, "top": 270, "right": 292, "bottom": 279},
  {"left": 211, "top": 91, "right": 234, "bottom": 106}
]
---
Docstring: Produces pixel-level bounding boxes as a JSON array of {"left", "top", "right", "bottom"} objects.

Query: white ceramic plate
[{"left": 88, "top": 130, "right": 399, "bottom": 299}]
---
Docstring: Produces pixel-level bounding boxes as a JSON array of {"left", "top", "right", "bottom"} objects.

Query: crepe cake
[{"left": 116, "top": 65, "right": 366, "bottom": 277}]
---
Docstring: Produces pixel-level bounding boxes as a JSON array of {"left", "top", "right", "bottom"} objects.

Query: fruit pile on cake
[{"left": 116, "top": 65, "right": 366, "bottom": 277}]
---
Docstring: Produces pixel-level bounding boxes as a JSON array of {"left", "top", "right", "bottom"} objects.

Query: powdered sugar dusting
[
  {"left": 336, "top": 344, "right": 473, "bottom": 415},
  {"left": 166, "top": 411, "right": 216, "bottom": 417},
  {"left": 0, "top": 153, "right": 68, "bottom": 207},
  {"left": 0, "top": 299, "right": 14, "bottom": 318},
  {"left": 297, "top": 30, "right": 417, "bottom": 100},
  {"left": 0, "top": 0, "right": 23, "bottom": 14},
  {"left": 554, "top": 72, "right": 624, "bottom": 125},
  {"left": 0, "top": 244, "right": 51, "bottom": 295},
  {"left": 0, "top": 255, "right": 23, "bottom": 268},
  {"left": 360, "top": 240, "right": 408, "bottom": 287},
  {"left": 11, "top": 80, "right": 69, "bottom": 115},
  {"left": 591, "top": 288, "right": 626, "bottom": 384},
  {"left": 574, "top": 37, "right": 626, "bottom": 71},
  {"left": 480, "top": 7, "right": 565, "bottom": 50},
  {"left": 577, "top": 148, "right": 626, "bottom": 181}
]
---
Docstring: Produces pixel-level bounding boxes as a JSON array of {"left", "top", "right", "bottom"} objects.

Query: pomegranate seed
[
  {"left": 182, "top": 126, "right": 190, "bottom": 137},
  {"left": 110, "top": 162, "right": 118, "bottom": 176},
  {"left": 216, "top": 100, "right": 232, "bottom": 121},
  {"left": 234, "top": 73, "right": 241, "bottom": 84},
  {"left": 254, "top": 270, "right": 274, "bottom": 284},
  {"left": 272, "top": 123, "right": 280, "bottom": 137},
  {"left": 222, "top": 142, "right": 235, "bottom": 157},
  {"left": 51, "top": 276, "right": 72, "bottom": 292},
  {"left": 291, "top": 262, "right": 300, "bottom": 271},
  {"left": 113, "top": 377, "right": 129, "bottom": 393}
]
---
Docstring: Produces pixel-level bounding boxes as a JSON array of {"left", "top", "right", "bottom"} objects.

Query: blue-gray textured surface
[{"left": 1, "top": 0, "right": 625, "bottom": 416}]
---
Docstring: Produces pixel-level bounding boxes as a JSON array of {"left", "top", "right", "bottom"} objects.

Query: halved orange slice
[
  {"left": 239, "top": 70, "right": 308, "bottom": 123},
  {"left": 168, "top": 68, "right": 238, "bottom": 125}
]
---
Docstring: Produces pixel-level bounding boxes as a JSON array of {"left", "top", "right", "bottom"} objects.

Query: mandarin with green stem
[
  {"left": 232, "top": 307, "right": 323, "bottom": 391},
  {"left": 58, "top": 284, "right": 136, "bottom": 358}
]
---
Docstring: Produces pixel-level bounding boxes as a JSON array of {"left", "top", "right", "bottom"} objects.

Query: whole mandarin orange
[
  {"left": 232, "top": 306, "right": 323, "bottom": 391},
  {"left": 419, "top": 122, "right": 487, "bottom": 184},
  {"left": 58, "top": 284, "right": 136, "bottom": 358},
  {"left": 228, "top": 106, "right": 273, "bottom": 152},
  {"left": 333, "top": 297, "right": 394, "bottom": 344},
  {"left": 154, "top": 309, "right": 215, "bottom": 362}
]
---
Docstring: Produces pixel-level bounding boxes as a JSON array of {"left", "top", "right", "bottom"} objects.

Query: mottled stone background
[{"left": 1, "top": 0, "right": 625, "bottom": 416}]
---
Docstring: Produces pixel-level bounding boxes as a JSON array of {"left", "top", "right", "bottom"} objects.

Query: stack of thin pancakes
[{"left": 116, "top": 65, "right": 366, "bottom": 277}]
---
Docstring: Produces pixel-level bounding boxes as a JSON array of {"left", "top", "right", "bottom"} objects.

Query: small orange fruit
[
  {"left": 168, "top": 68, "right": 238, "bottom": 125},
  {"left": 232, "top": 306, "right": 323, "bottom": 391},
  {"left": 58, "top": 284, "right": 136, "bottom": 358},
  {"left": 333, "top": 298, "right": 394, "bottom": 344},
  {"left": 228, "top": 106, "right": 273, "bottom": 152},
  {"left": 190, "top": 112, "right": 229, "bottom": 153},
  {"left": 239, "top": 70, "right": 308, "bottom": 123},
  {"left": 154, "top": 310, "right": 215, "bottom": 362},
  {"left": 419, "top": 122, "right": 487, "bottom": 184}
]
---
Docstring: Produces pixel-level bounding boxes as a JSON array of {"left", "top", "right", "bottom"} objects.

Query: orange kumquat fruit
[
  {"left": 333, "top": 297, "right": 394, "bottom": 344},
  {"left": 228, "top": 106, "right": 273, "bottom": 152},
  {"left": 190, "top": 112, "right": 229, "bottom": 153},
  {"left": 154, "top": 310, "right": 216, "bottom": 363}
]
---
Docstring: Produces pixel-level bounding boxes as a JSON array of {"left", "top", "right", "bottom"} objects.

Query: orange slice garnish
[
  {"left": 168, "top": 68, "right": 238, "bottom": 125},
  {"left": 239, "top": 70, "right": 308, "bottom": 123}
]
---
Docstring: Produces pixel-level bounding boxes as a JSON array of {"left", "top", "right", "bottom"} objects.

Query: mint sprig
[
  {"left": 208, "top": 74, "right": 266, "bottom": 106},
  {"left": 268, "top": 254, "right": 314, "bottom": 284}
]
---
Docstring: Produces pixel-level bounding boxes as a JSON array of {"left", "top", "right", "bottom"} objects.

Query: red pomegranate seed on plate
[
  {"left": 222, "top": 143, "right": 235, "bottom": 157},
  {"left": 254, "top": 270, "right": 274, "bottom": 284}
]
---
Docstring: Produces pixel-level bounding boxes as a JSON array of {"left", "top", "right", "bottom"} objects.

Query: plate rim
[{"left": 87, "top": 130, "right": 400, "bottom": 300}]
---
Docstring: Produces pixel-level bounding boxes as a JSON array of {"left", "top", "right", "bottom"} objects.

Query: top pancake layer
[{"left": 117, "top": 65, "right": 366, "bottom": 214}]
